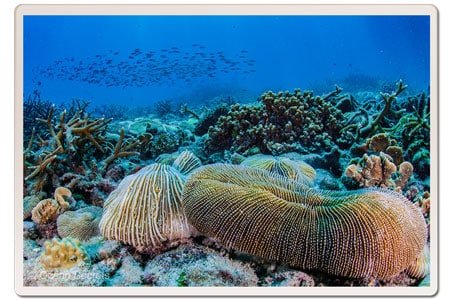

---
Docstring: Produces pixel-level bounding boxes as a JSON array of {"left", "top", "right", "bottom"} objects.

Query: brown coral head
[{"left": 183, "top": 164, "right": 427, "bottom": 279}]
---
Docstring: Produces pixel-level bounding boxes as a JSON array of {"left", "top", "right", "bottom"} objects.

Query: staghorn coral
[
  {"left": 40, "top": 237, "right": 89, "bottom": 269},
  {"left": 206, "top": 88, "right": 348, "bottom": 155},
  {"left": 103, "top": 127, "right": 140, "bottom": 168},
  {"left": 57, "top": 206, "right": 103, "bottom": 241},
  {"left": 99, "top": 151, "right": 201, "bottom": 250},
  {"left": 342, "top": 80, "right": 407, "bottom": 140},
  {"left": 182, "top": 164, "right": 426, "bottom": 279},
  {"left": 240, "top": 154, "right": 316, "bottom": 186}
]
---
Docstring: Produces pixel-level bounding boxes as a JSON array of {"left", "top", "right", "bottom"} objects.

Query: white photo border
[{"left": 14, "top": 4, "right": 439, "bottom": 296}]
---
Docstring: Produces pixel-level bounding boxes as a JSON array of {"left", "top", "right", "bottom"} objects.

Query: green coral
[{"left": 206, "top": 89, "right": 348, "bottom": 155}]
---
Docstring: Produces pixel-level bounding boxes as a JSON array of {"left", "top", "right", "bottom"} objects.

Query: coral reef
[
  {"left": 193, "top": 104, "right": 229, "bottom": 136},
  {"left": 40, "top": 237, "right": 89, "bottom": 269},
  {"left": 100, "top": 151, "right": 201, "bottom": 250},
  {"left": 57, "top": 206, "right": 103, "bottom": 241},
  {"left": 240, "top": 154, "right": 316, "bottom": 186},
  {"left": 143, "top": 245, "right": 258, "bottom": 286},
  {"left": 206, "top": 89, "right": 349, "bottom": 155},
  {"left": 183, "top": 164, "right": 427, "bottom": 279}
]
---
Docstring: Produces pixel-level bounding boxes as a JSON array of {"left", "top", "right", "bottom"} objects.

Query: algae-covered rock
[{"left": 143, "top": 245, "right": 258, "bottom": 286}]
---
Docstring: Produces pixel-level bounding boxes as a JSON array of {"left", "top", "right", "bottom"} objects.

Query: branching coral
[
  {"left": 206, "top": 89, "right": 348, "bottom": 155},
  {"left": 99, "top": 151, "right": 201, "bottom": 250},
  {"left": 182, "top": 164, "right": 426, "bottom": 279},
  {"left": 341, "top": 80, "right": 407, "bottom": 140},
  {"left": 40, "top": 237, "right": 89, "bottom": 269},
  {"left": 103, "top": 127, "right": 140, "bottom": 168}
]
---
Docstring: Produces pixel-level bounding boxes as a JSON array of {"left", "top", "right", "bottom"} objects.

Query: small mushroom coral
[
  {"left": 57, "top": 206, "right": 103, "bottom": 241},
  {"left": 99, "top": 151, "right": 201, "bottom": 250},
  {"left": 183, "top": 164, "right": 427, "bottom": 279},
  {"left": 40, "top": 237, "right": 89, "bottom": 269}
]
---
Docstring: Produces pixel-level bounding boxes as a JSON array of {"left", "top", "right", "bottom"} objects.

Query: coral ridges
[{"left": 182, "top": 164, "right": 427, "bottom": 279}]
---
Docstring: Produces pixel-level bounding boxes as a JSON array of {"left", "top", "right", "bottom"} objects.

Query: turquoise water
[{"left": 24, "top": 15, "right": 430, "bottom": 107}]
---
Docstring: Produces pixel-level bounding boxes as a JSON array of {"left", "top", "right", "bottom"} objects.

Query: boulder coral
[
  {"left": 57, "top": 206, "right": 103, "bottom": 241},
  {"left": 182, "top": 164, "right": 427, "bottom": 279},
  {"left": 40, "top": 237, "right": 89, "bottom": 269},
  {"left": 240, "top": 154, "right": 316, "bottom": 186},
  {"left": 99, "top": 151, "right": 201, "bottom": 250}
]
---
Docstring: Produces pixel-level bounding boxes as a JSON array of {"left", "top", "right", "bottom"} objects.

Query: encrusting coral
[
  {"left": 240, "top": 154, "right": 316, "bottom": 186},
  {"left": 31, "top": 187, "right": 72, "bottom": 225},
  {"left": 40, "top": 237, "right": 89, "bottom": 269},
  {"left": 182, "top": 164, "right": 427, "bottom": 279},
  {"left": 99, "top": 151, "right": 201, "bottom": 250},
  {"left": 57, "top": 206, "right": 103, "bottom": 241},
  {"left": 206, "top": 88, "right": 349, "bottom": 155}
]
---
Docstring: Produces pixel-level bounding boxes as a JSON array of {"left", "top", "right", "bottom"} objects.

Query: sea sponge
[
  {"left": 57, "top": 206, "right": 103, "bottom": 241},
  {"left": 240, "top": 154, "right": 316, "bottom": 186},
  {"left": 40, "top": 237, "right": 88, "bottom": 269},
  {"left": 183, "top": 164, "right": 427, "bottom": 279},
  {"left": 99, "top": 163, "right": 195, "bottom": 249}
]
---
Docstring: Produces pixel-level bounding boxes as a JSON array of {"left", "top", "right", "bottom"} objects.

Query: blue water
[{"left": 24, "top": 15, "right": 430, "bottom": 107}]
